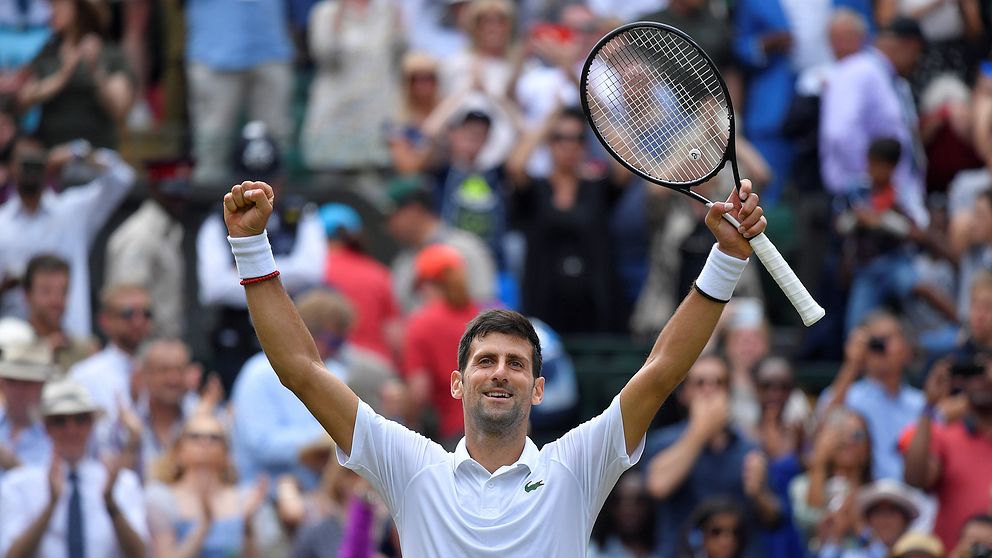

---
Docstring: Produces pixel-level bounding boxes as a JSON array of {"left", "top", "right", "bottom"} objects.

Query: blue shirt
[
  {"left": 230, "top": 352, "right": 328, "bottom": 488},
  {"left": 821, "top": 378, "right": 925, "bottom": 481},
  {"left": 642, "top": 422, "right": 768, "bottom": 558},
  {"left": 185, "top": 0, "right": 293, "bottom": 70},
  {"left": 0, "top": 410, "right": 51, "bottom": 481}
]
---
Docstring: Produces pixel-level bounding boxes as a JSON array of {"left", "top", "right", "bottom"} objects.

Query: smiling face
[{"left": 452, "top": 332, "right": 544, "bottom": 437}]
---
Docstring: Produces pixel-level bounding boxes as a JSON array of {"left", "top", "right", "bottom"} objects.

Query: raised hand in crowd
[
  {"left": 688, "top": 390, "right": 730, "bottom": 442},
  {"left": 822, "top": 327, "right": 870, "bottom": 413}
]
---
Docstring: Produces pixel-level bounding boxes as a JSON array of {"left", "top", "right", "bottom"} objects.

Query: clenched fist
[{"left": 224, "top": 181, "right": 275, "bottom": 238}]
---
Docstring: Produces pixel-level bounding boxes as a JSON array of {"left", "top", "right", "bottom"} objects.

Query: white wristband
[
  {"left": 228, "top": 231, "right": 277, "bottom": 280},
  {"left": 694, "top": 243, "right": 748, "bottom": 302}
]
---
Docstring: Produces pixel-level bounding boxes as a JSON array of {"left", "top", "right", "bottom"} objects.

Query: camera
[
  {"left": 867, "top": 336, "right": 887, "bottom": 353},
  {"left": 971, "top": 542, "right": 992, "bottom": 558}
]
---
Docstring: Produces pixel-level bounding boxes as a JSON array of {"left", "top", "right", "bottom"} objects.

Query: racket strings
[{"left": 584, "top": 26, "right": 731, "bottom": 184}]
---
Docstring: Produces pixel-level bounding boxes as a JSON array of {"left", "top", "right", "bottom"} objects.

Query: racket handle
[{"left": 747, "top": 232, "right": 825, "bottom": 327}]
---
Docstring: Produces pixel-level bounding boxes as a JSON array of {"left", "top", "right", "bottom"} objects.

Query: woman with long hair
[
  {"left": 400, "top": 244, "right": 479, "bottom": 446},
  {"left": 789, "top": 408, "right": 874, "bottom": 543},
  {"left": 146, "top": 414, "right": 269, "bottom": 558},
  {"left": 17, "top": 0, "right": 134, "bottom": 148},
  {"left": 678, "top": 498, "right": 748, "bottom": 558}
]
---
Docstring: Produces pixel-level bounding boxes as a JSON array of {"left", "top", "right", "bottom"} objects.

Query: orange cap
[{"left": 414, "top": 244, "right": 464, "bottom": 284}]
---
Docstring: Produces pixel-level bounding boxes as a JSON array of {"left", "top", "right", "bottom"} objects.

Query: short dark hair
[
  {"left": 868, "top": 138, "right": 902, "bottom": 166},
  {"left": 457, "top": 309, "right": 542, "bottom": 378},
  {"left": 963, "top": 514, "right": 992, "bottom": 530},
  {"left": 24, "top": 254, "right": 69, "bottom": 292},
  {"left": 460, "top": 110, "right": 492, "bottom": 129}
]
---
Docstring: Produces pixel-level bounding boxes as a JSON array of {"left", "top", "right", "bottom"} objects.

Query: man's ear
[
  {"left": 451, "top": 370, "right": 463, "bottom": 399},
  {"left": 531, "top": 377, "right": 545, "bottom": 405}
]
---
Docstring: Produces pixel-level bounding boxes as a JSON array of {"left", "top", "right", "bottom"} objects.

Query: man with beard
[
  {"left": 219, "top": 178, "right": 766, "bottom": 556},
  {"left": 904, "top": 353, "right": 992, "bottom": 549}
]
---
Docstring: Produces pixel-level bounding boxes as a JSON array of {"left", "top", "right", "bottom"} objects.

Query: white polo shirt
[{"left": 338, "top": 395, "right": 644, "bottom": 557}]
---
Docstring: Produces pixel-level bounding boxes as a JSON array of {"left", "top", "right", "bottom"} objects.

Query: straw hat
[{"left": 856, "top": 479, "right": 920, "bottom": 520}]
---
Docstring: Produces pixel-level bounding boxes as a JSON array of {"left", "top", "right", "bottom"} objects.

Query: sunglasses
[
  {"left": 185, "top": 431, "right": 226, "bottom": 444},
  {"left": 705, "top": 525, "right": 740, "bottom": 538},
  {"left": 116, "top": 307, "right": 153, "bottom": 321},
  {"left": 550, "top": 133, "right": 585, "bottom": 144},
  {"left": 46, "top": 414, "right": 93, "bottom": 427},
  {"left": 408, "top": 72, "right": 438, "bottom": 83},
  {"left": 688, "top": 377, "right": 728, "bottom": 388}
]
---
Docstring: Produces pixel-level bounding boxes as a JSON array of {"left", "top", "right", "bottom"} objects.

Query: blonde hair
[
  {"left": 151, "top": 414, "right": 238, "bottom": 485},
  {"left": 465, "top": 0, "right": 516, "bottom": 50}
]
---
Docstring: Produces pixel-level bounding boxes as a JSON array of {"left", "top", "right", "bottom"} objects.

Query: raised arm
[
  {"left": 619, "top": 180, "right": 765, "bottom": 454},
  {"left": 223, "top": 181, "right": 360, "bottom": 454}
]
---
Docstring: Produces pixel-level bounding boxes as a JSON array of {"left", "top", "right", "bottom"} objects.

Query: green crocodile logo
[{"left": 524, "top": 480, "right": 545, "bottom": 493}]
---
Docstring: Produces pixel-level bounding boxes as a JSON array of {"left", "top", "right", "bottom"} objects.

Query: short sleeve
[
  {"left": 336, "top": 401, "right": 448, "bottom": 518},
  {"left": 544, "top": 395, "right": 644, "bottom": 524}
]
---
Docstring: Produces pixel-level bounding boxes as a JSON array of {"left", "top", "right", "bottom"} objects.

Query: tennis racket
[{"left": 580, "top": 22, "right": 825, "bottom": 327}]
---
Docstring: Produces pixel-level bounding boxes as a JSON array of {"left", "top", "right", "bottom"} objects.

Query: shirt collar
[
  {"left": 453, "top": 436, "right": 541, "bottom": 476},
  {"left": 10, "top": 190, "right": 56, "bottom": 218}
]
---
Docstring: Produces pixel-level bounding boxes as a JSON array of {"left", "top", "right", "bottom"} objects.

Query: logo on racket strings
[{"left": 689, "top": 149, "right": 701, "bottom": 161}]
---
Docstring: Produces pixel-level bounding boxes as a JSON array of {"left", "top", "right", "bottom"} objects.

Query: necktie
[{"left": 67, "top": 469, "right": 85, "bottom": 558}]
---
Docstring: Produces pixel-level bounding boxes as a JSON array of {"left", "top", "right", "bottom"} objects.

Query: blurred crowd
[{"left": 1, "top": 0, "right": 992, "bottom": 557}]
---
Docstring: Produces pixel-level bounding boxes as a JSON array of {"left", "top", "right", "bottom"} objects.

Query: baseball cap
[
  {"left": 0, "top": 341, "right": 56, "bottom": 382},
  {"left": 40, "top": 379, "right": 103, "bottom": 417},
  {"left": 234, "top": 121, "right": 281, "bottom": 180},
  {"left": 386, "top": 175, "right": 433, "bottom": 210},
  {"left": 415, "top": 244, "right": 464, "bottom": 284},
  {"left": 319, "top": 203, "right": 363, "bottom": 238}
]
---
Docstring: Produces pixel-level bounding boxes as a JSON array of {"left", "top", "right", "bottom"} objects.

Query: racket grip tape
[{"left": 747, "top": 232, "right": 825, "bottom": 327}]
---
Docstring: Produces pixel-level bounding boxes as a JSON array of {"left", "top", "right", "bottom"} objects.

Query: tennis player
[{"left": 223, "top": 178, "right": 765, "bottom": 556}]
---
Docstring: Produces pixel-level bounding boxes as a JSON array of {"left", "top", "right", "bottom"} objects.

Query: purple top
[{"left": 819, "top": 48, "right": 928, "bottom": 226}]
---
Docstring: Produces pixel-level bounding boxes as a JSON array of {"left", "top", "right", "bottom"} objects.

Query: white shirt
[
  {"left": 901, "top": 0, "right": 964, "bottom": 41},
  {"left": 0, "top": 458, "right": 148, "bottom": 558},
  {"left": 196, "top": 209, "right": 325, "bottom": 307},
  {"left": 780, "top": 0, "right": 833, "bottom": 72},
  {"left": 0, "top": 150, "right": 135, "bottom": 337},
  {"left": 69, "top": 344, "right": 134, "bottom": 423},
  {"left": 338, "top": 395, "right": 644, "bottom": 557}
]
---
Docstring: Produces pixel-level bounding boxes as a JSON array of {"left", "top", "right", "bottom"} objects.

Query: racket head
[{"left": 580, "top": 22, "right": 737, "bottom": 199}]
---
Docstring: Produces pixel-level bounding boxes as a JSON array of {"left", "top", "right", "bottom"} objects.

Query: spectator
[
  {"left": 401, "top": 244, "right": 480, "bottom": 446},
  {"left": 22, "top": 254, "right": 95, "bottom": 371},
  {"left": 0, "top": 137, "right": 135, "bottom": 338},
  {"left": 506, "top": 107, "right": 629, "bottom": 333},
  {"left": 184, "top": 0, "right": 293, "bottom": 185},
  {"left": 891, "top": 532, "right": 946, "bottom": 558},
  {"left": 120, "top": 338, "right": 218, "bottom": 480},
  {"left": 587, "top": 469, "right": 655, "bottom": 558},
  {"left": 953, "top": 271, "right": 992, "bottom": 363},
  {"left": 16, "top": 0, "right": 135, "bottom": 149},
  {"left": 919, "top": 76, "right": 984, "bottom": 195},
  {"left": 0, "top": 100, "right": 18, "bottom": 194},
  {"left": 721, "top": 299, "right": 811, "bottom": 437},
  {"left": 320, "top": 203, "right": 401, "bottom": 364},
  {"left": 677, "top": 498, "right": 748, "bottom": 558},
  {"left": 820, "top": 16, "right": 929, "bottom": 228},
  {"left": 197, "top": 124, "right": 325, "bottom": 393},
  {"left": 0, "top": 341, "right": 55, "bottom": 478},
  {"left": 300, "top": 0, "right": 405, "bottom": 171},
  {"left": 147, "top": 413, "right": 271, "bottom": 558},
  {"left": 904, "top": 354, "right": 992, "bottom": 549},
  {"left": 0, "top": 0, "right": 50, "bottom": 97},
  {"left": 835, "top": 137, "right": 919, "bottom": 333},
  {"left": 949, "top": 515, "right": 992, "bottom": 558},
  {"left": 815, "top": 479, "right": 919, "bottom": 558},
  {"left": 386, "top": 175, "right": 497, "bottom": 312},
  {"left": 876, "top": 0, "right": 983, "bottom": 96},
  {"left": 105, "top": 158, "right": 192, "bottom": 338},
  {"left": 949, "top": 189, "right": 992, "bottom": 320},
  {"left": 439, "top": 0, "right": 523, "bottom": 169},
  {"left": 231, "top": 289, "right": 394, "bottom": 487},
  {"left": 400, "top": 0, "right": 469, "bottom": 62},
  {"left": 790, "top": 408, "right": 874, "bottom": 542},
  {"left": 820, "top": 311, "right": 926, "bottom": 481},
  {"left": 0, "top": 379, "right": 147, "bottom": 557},
  {"left": 644, "top": 354, "right": 782, "bottom": 558},
  {"left": 387, "top": 51, "right": 442, "bottom": 175},
  {"left": 526, "top": 317, "right": 580, "bottom": 443},
  {"left": 280, "top": 437, "right": 395, "bottom": 557},
  {"left": 585, "top": 0, "right": 663, "bottom": 23}
]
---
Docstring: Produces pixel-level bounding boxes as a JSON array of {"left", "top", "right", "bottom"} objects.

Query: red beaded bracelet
[{"left": 240, "top": 270, "right": 281, "bottom": 286}]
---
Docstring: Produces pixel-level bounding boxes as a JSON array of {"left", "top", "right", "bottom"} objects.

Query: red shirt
[
  {"left": 931, "top": 420, "right": 992, "bottom": 548},
  {"left": 324, "top": 247, "right": 399, "bottom": 362},
  {"left": 401, "top": 299, "right": 479, "bottom": 440}
]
